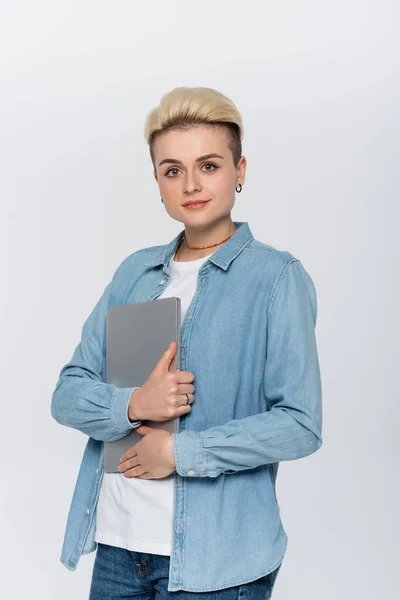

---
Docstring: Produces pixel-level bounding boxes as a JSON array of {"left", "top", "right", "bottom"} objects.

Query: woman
[{"left": 51, "top": 86, "right": 323, "bottom": 599}]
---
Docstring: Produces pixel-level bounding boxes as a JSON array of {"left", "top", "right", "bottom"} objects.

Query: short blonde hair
[{"left": 144, "top": 86, "right": 244, "bottom": 168}]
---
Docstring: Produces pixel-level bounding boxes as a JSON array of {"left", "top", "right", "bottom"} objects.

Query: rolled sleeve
[
  {"left": 51, "top": 279, "right": 144, "bottom": 441},
  {"left": 109, "top": 385, "right": 143, "bottom": 441},
  {"left": 172, "top": 430, "right": 207, "bottom": 477}
]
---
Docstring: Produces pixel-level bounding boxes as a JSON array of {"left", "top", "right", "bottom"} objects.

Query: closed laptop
[{"left": 103, "top": 297, "right": 181, "bottom": 473}]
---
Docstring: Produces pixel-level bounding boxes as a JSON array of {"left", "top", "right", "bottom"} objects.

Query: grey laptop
[{"left": 103, "top": 297, "right": 181, "bottom": 473}]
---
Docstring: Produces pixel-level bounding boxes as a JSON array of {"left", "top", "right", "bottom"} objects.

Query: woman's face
[{"left": 153, "top": 125, "right": 246, "bottom": 226}]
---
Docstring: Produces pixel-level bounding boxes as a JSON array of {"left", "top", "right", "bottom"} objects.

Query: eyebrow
[{"left": 158, "top": 153, "right": 224, "bottom": 167}]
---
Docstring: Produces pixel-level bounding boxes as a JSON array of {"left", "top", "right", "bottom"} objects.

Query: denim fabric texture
[
  {"left": 89, "top": 543, "right": 282, "bottom": 600},
  {"left": 51, "top": 221, "right": 323, "bottom": 592}
]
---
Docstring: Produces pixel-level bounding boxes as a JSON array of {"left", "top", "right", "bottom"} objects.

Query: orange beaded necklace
[
  {"left": 181, "top": 229, "right": 235, "bottom": 250},
  {"left": 173, "top": 226, "right": 237, "bottom": 262}
]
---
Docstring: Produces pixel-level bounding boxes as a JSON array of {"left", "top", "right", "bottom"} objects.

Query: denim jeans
[{"left": 89, "top": 543, "right": 282, "bottom": 600}]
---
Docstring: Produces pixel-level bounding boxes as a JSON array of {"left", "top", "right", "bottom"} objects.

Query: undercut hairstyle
[{"left": 144, "top": 86, "right": 244, "bottom": 169}]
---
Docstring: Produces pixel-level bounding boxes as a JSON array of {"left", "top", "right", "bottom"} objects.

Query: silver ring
[{"left": 185, "top": 394, "right": 190, "bottom": 405}]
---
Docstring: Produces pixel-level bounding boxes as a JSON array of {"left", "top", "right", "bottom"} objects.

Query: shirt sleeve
[
  {"left": 50, "top": 280, "right": 143, "bottom": 441},
  {"left": 172, "top": 259, "right": 323, "bottom": 478}
]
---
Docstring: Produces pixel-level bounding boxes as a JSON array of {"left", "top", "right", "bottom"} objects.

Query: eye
[
  {"left": 165, "top": 167, "right": 180, "bottom": 177},
  {"left": 202, "top": 162, "right": 218, "bottom": 172}
]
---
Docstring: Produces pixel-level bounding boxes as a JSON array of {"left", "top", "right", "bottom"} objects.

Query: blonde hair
[{"left": 144, "top": 86, "right": 244, "bottom": 168}]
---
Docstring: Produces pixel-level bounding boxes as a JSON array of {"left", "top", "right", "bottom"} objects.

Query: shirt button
[
  {"left": 86, "top": 508, "right": 90, "bottom": 515},
  {"left": 187, "top": 469, "right": 195, "bottom": 476},
  {"left": 159, "top": 279, "right": 165, "bottom": 285},
  {"left": 96, "top": 468, "right": 99, "bottom": 474}
]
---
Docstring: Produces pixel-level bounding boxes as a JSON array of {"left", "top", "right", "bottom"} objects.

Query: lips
[{"left": 183, "top": 200, "right": 210, "bottom": 206}]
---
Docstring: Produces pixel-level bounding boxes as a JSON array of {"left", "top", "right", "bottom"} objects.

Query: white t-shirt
[{"left": 95, "top": 251, "right": 214, "bottom": 555}]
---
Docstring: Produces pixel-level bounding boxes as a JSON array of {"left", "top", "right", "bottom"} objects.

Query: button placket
[{"left": 169, "top": 261, "right": 210, "bottom": 589}]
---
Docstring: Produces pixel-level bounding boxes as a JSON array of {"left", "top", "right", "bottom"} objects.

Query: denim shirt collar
[{"left": 144, "top": 221, "right": 254, "bottom": 272}]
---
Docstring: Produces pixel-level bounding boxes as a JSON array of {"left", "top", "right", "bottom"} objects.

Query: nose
[{"left": 183, "top": 170, "right": 202, "bottom": 194}]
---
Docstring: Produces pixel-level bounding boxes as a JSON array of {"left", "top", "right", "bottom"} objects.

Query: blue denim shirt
[{"left": 51, "top": 221, "right": 323, "bottom": 592}]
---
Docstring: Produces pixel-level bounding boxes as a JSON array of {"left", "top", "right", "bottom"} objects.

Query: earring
[
  {"left": 161, "top": 197, "right": 164, "bottom": 203},
  {"left": 236, "top": 183, "right": 242, "bottom": 193}
]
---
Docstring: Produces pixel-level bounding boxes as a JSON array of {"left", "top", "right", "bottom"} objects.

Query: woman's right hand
[{"left": 128, "top": 340, "right": 195, "bottom": 422}]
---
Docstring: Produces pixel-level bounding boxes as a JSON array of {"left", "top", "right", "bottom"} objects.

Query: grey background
[{"left": 0, "top": 1, "right": 398, "bottom": 598}]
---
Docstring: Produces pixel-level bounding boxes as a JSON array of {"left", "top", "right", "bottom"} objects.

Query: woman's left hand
[{"left": 118, "top": 425, "right": 176, "bottom": 479}]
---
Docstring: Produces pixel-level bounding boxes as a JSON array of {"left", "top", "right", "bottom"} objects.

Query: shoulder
[
  {"left": 244, "top": 238, "right": 317, "bottom": 306},
  {"left": 243, "top": 238, "right": 298, "bottom": 272}
]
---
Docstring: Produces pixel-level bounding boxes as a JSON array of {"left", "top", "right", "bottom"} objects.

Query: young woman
[{"left": 51, "top": 86, "right": 323, "bottom": 599}]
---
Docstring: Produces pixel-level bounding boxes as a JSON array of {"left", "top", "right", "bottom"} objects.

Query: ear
[{"left": 237, "top": 155, "right": 247, "bottom": 186}]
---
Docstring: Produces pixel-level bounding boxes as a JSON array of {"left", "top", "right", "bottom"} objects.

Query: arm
[
  {"left": 172, "top": 259, "right": 323, "bottom": 478},
  {"left": 50, "top": 280, "right": 143, "bottom": 442}
]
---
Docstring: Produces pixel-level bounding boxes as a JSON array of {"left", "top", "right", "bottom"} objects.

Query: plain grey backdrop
[{"left": 1, "top": 1, "right": 398, "bottom": 598}]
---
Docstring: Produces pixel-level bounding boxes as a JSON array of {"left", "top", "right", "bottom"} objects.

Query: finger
[
  {"left": 178, "top": 393, "right": 194, "bottom": 405},
  {"left": 179, "top": 384, "right": 195, "bottom": 395},
  {"left": 174, "top": 405, "right": 191, "bottom": 418},
  {"left": 123, "top": 465, "right": 147, "bottom": 478},
  {"left": 176, "top": 371, "right": 195, "bottom": 384},
  {"left": 135, "top": 425, "right": 152, "bottom": 435},
  {"left": 120, "top": 448, "right": 138, "bottom": 463},
  {"left": 154, "top": 341, "right": 176, "bottom": 374},
  {"left": 118, "top": 456, "right": 140, "bottom": 473}
]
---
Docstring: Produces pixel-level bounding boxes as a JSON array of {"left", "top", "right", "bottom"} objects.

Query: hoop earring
[{"left": 236, "top": 183, "right": 242, "bottom": 193}]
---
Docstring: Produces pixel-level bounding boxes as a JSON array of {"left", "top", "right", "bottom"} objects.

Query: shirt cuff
[
  {"left": 110, "top": 385, "right": 142, "bottom": 434},
  {"left": 172, "top": 430, "right": 207, "bottom": 477}
]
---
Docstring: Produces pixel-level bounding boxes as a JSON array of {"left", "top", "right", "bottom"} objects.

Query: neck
[{"left": 174, "top": 217, "right": 237, "bottom": 262}]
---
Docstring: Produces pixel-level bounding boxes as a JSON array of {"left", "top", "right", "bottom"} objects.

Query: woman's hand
[{"left": 118, "top": 425, "right": 176, "bottom": 479}]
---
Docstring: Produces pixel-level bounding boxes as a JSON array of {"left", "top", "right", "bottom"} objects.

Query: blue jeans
[{"left": 89, "top": 543, "right": 282, "bottom": 600}]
